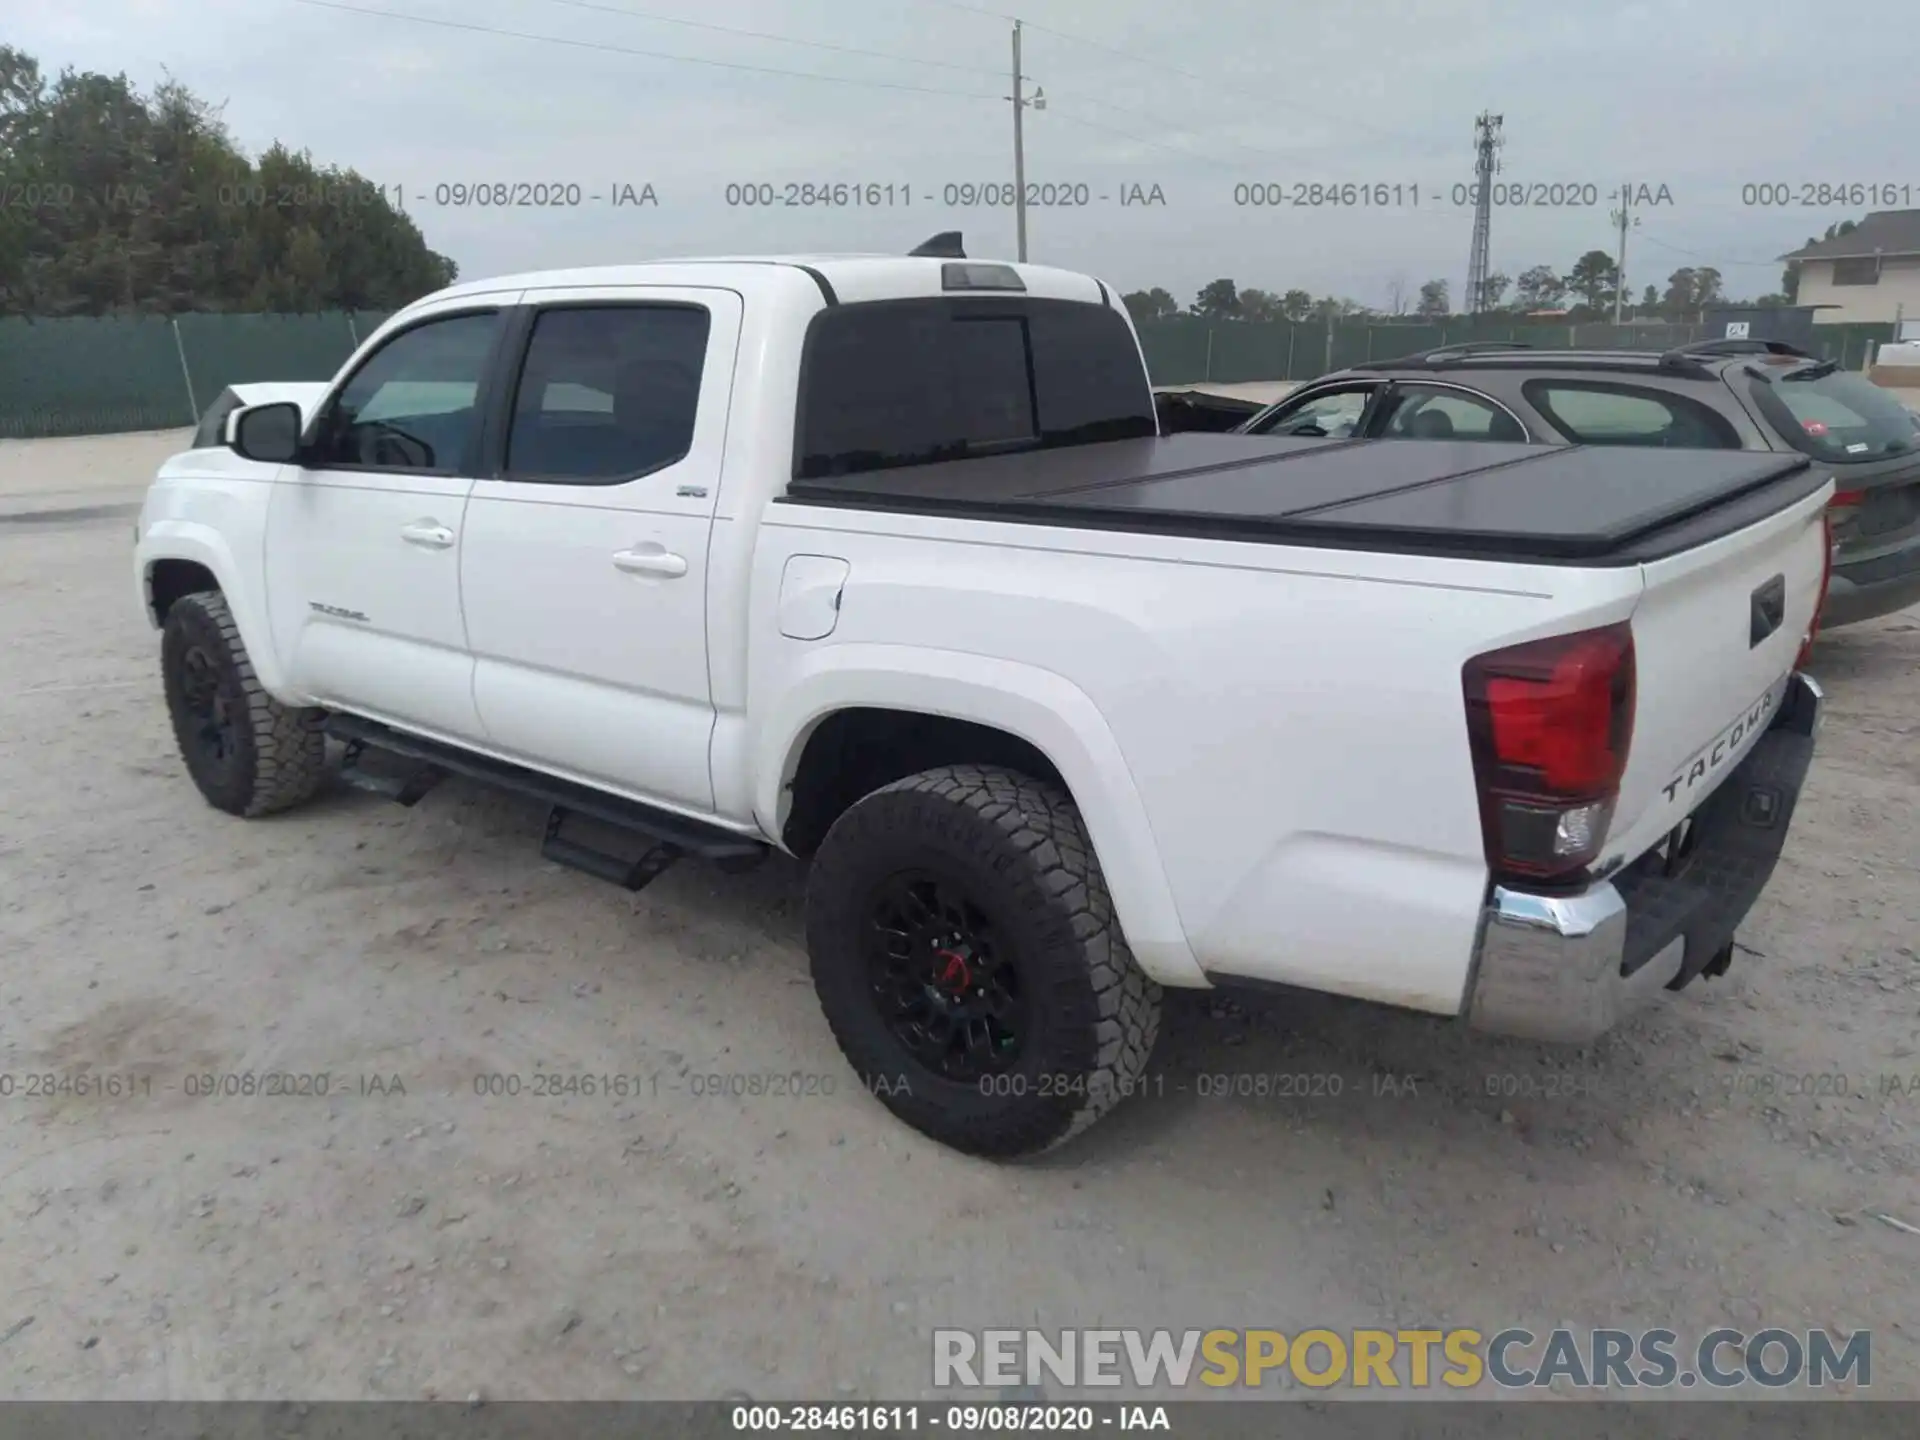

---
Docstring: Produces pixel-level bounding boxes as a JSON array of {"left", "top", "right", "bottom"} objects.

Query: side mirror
[{"left": 230, "top": 402, "right": 303, "bottom": 464}]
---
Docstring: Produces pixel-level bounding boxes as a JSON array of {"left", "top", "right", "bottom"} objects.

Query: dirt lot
[{"left": 1, "top": 430, "right": 1917, "bottom": 1402}]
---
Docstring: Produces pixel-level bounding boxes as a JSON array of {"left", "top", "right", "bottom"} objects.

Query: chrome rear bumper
[{"left": 1466, "top": 672, "right": 1823, "bottom": 1044}]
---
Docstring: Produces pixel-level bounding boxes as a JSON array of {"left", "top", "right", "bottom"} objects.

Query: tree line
[
  {"left": 1122, "top": 234, "right": 1845, "bottom": 327},
  {"left": 0, "top": 45, "right": 456, "bottom": 317}
]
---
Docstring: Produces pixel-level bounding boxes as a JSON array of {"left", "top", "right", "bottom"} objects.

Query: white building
[{"left": 1783, "top": 210, "right": 1920, "bottom": 325}]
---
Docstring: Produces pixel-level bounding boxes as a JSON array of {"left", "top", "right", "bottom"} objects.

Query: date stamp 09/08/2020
[{"left": 5, "top": 1065, "right": 1918, "bottom": 1108}]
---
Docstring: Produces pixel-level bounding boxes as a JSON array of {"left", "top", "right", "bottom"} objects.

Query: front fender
[
  {"left": 753, "top": 643, "right": 1206, "bottom": 988},
  {"left": 136, "top": 504, "right": 290, "bottom": 701}
]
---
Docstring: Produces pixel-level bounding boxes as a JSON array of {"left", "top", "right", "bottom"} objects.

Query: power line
[
  {"left": 1638, "top": 234, "right": 1786, "bottom": 269},
  {"left": 934, "top": 4, "right": 1785, "bottom": 211},
  {"left": 916, "top": 0, "right": 1013, "bottom": 17},
  {"left": 1040, "top": 105, "right": 1369, "bottom": 174},
  {"left": 1040, "top": 106, "right": 1234, "bottom": 163},
  {"left": 304, "top": 1, "right": 1442, "bottom": 176},
  {"left": 584, "top": 0, "right": 1258, "bottom": 167},
  {"left": 1060, "top": 92, "right": 1381, "bottom": 167},
  {"left": 291, "top": 0, "right": 1005, "bottom": 99},
  {"left": 304, "top": 2, "right": 1392, "bottom": 179},
  {"left": 525, "top": 3, "right": 1359, "bottom": 198},
  {"left": 912, "top": 2, "right": 1443, "bottom": 166},
  {"left": 517, "top": 0, "right": 1004, "bottom": 77},
  {"left": 905, "top": 0, "right": 1439, "bottom": 150},
  {"left": 1004, "top": 95, "right": 1289, "bottom": 169}
]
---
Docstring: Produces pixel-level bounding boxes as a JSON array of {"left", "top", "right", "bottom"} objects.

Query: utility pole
[
  {"left": 1008, "top": 20, "right": 1045, "bottom": 262},
  {"left": 1609, "top": 191, "right": 1641, "bottom": 326},
  {"left": 1011, "top": 21, "right": 1027, "bottom": 261},
  {"left": 1464, "top": 112, "right": 1502, "bottom": 315}
]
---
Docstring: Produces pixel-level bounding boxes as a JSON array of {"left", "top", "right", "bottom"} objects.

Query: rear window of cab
[{"left": 794, "top": 296, "right": 1156, "bottom": 479}]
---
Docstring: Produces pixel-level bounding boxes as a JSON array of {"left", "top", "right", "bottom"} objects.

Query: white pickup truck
[{"left": 135, "top": 237, "right": 1831, "bottom": 1157}]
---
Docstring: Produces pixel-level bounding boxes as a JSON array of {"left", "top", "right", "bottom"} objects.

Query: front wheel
[
  {"left": 161, "top": 591, "right": 328, "bottom": 817},
  {"left": 804, "top": 765, "right": 1162, "bottom": 1157}
]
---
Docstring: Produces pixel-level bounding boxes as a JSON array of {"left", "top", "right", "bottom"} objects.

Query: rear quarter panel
[{"left": 747, "top": 505, "right": 1646, "bottom": 1011}]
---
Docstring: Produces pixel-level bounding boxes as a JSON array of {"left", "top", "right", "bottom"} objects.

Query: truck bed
[{"left": 780, "top": 434, "right": 1825, "bottom": 565}]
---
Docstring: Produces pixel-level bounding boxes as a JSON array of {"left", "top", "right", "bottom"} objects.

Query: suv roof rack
[
  {"left": 908, "top": 231, "right": 966, "bottom": 258},
  {"left": 1356, "top": 342, "right": 1735, "bottom": 379},
  {"left": 1360, "top": 341, "right": 1537, "bottom": 369},
  {"left": 1360, "top": 336, "right": 1820, "bottom": 377},
  {"left": 1426, "top": 341, "right": 1536, "bottom": 358},
  {"left": 1666, "top": 337, "right": 1813, "bottom": 360}
]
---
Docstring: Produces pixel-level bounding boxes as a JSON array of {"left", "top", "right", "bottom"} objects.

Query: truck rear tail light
[
  {"left": 1797, "top": 506, "right": 1835, "bottom": 668},
  {"left": 1462, "top": 621, "right": 1636, "bottom": 883}
]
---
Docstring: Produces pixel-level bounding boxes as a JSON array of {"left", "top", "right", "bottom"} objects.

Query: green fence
[
  {"left": 0, "top": 311, "right": 391, "bottom": 439},
  {"left": 0, "top": 309, "right": 1900, "bottom": 439},
  {"left": 1135, "top": 317, "right": 1898, "bottom": 386}
]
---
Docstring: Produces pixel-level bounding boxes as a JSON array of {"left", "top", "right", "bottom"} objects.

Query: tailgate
[{"left": 1603, "top": 483, "right": 1830, "bottom": 869}]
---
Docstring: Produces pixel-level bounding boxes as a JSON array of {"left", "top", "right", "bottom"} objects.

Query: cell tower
[{"left": 1465, "top": 112, "right": 1503, "bottom": 314}]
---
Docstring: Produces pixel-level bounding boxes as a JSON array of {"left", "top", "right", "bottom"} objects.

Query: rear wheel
[
  {"left": 161, "top": 591, "right": 328, "bottom": 817},
  {"left": 804, "top": 764, "right": 1161, "bottom": 1157}
]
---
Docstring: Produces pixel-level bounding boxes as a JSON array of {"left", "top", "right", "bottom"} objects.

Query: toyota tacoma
[{"left": 134, "top": 236, "right": 1831, "bottom": 1156}]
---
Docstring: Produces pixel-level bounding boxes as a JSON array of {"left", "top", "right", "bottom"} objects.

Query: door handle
[
  {"left": 400, "top": 520, "right": 455, "bottom": 550},
  {"left": 613, "top": 546, "right": 689, "bottom": 579}
]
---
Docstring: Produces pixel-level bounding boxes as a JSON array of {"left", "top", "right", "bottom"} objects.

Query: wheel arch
[
  {"left": 137, "top": 523, "right": 292, "bottom": 697},
  {"left": 147, "top": 557, "right": 221, "bottom": 624},
  {"left": 755, "top": 646, "right": 1205, "bottom": 987}
]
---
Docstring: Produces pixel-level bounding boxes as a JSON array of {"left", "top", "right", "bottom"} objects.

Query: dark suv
[{"left": 1235, "top": 339, "right": 1920, "bottom": 627}]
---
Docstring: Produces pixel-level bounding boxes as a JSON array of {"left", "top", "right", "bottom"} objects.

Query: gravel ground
[{"left": 1, "top": 431, "right": 1917, "bottom": 1402}]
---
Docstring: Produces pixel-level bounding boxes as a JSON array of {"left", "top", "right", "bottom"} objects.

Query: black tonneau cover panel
[{"left": 779, "top": 435, "right": 1823, "bottom": 564}]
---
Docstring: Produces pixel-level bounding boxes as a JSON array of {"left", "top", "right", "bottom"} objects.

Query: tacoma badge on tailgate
[{"left": 1662, "top": 687, "right": 1777, "bottom": 803}]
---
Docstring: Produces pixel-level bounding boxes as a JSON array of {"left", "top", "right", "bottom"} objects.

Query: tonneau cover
[{"left": 780, "top": 434, "right": 1824, "bottom": 564}]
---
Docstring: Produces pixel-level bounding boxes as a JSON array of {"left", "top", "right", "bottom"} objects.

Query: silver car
[{"left": 1237, "top": 339, "right": 1920, "bottom": 628}]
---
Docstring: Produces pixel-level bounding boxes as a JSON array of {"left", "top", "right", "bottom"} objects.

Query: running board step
[
  {"left": 323, "top": 715, "right": 770, "bottom": 883},
  {"left": 337, "top": 738, "right": 444, "bottom": 806},
  {"left": 541, "top": 806, "right": 682, "bottom": 892}
]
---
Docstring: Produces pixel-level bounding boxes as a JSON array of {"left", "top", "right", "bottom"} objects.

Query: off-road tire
[
  {"left": 161, "top": 590, "right": 328, "bottom": 817},
  {"left": 805, "top": 764, "right": 1162, "bottom": 1157}
]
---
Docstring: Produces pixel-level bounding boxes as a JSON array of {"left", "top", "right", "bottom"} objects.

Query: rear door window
[
  {"left": 795, "top": 297, "right": 1155, "bottom": 478},
  {"left": 504, "top": 304, "right": 712, "bottom": 482},
  {"left": 1522, "top": 380, "right": 1742, "bottom": 449},
  {"left": 1245, "top": 385, "right": 1375, "bottom": 438},
  {"left": 1375, "top": 385, "right": 1526, "bottom": 441},
  {"left": 1746, "top": 364, "right": 1919, "bottom": 465}
]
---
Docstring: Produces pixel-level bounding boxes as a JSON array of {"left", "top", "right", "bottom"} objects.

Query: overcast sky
[{"left": 15, "top": 0, "right": 1914, "bottom": 306}]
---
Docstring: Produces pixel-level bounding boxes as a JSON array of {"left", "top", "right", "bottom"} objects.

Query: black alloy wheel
[
  {"left": 176, "top": 642, "right": 242, "bottom": 783},
  {"left": 865, "top": 869, "right": 1029, "bottom": 1082}
]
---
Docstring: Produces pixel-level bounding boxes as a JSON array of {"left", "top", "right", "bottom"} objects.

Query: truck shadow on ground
[
  {"left": 1064, "top": 981, "right": 1664, "bottom": 1169},
  {"left": 311, "top": 772, "right": 1699, "bottom": 1178},
  {"left": 304, "top": 607, "right": 1920, "bottom": 1173}
]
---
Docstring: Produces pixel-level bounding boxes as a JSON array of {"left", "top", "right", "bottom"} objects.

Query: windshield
[
  {"left": 1749, "top": 366, "right": 1919, "bottom": 465},
  {"left": 192, "top": 389, "right": 242, "bottom": 449}
]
